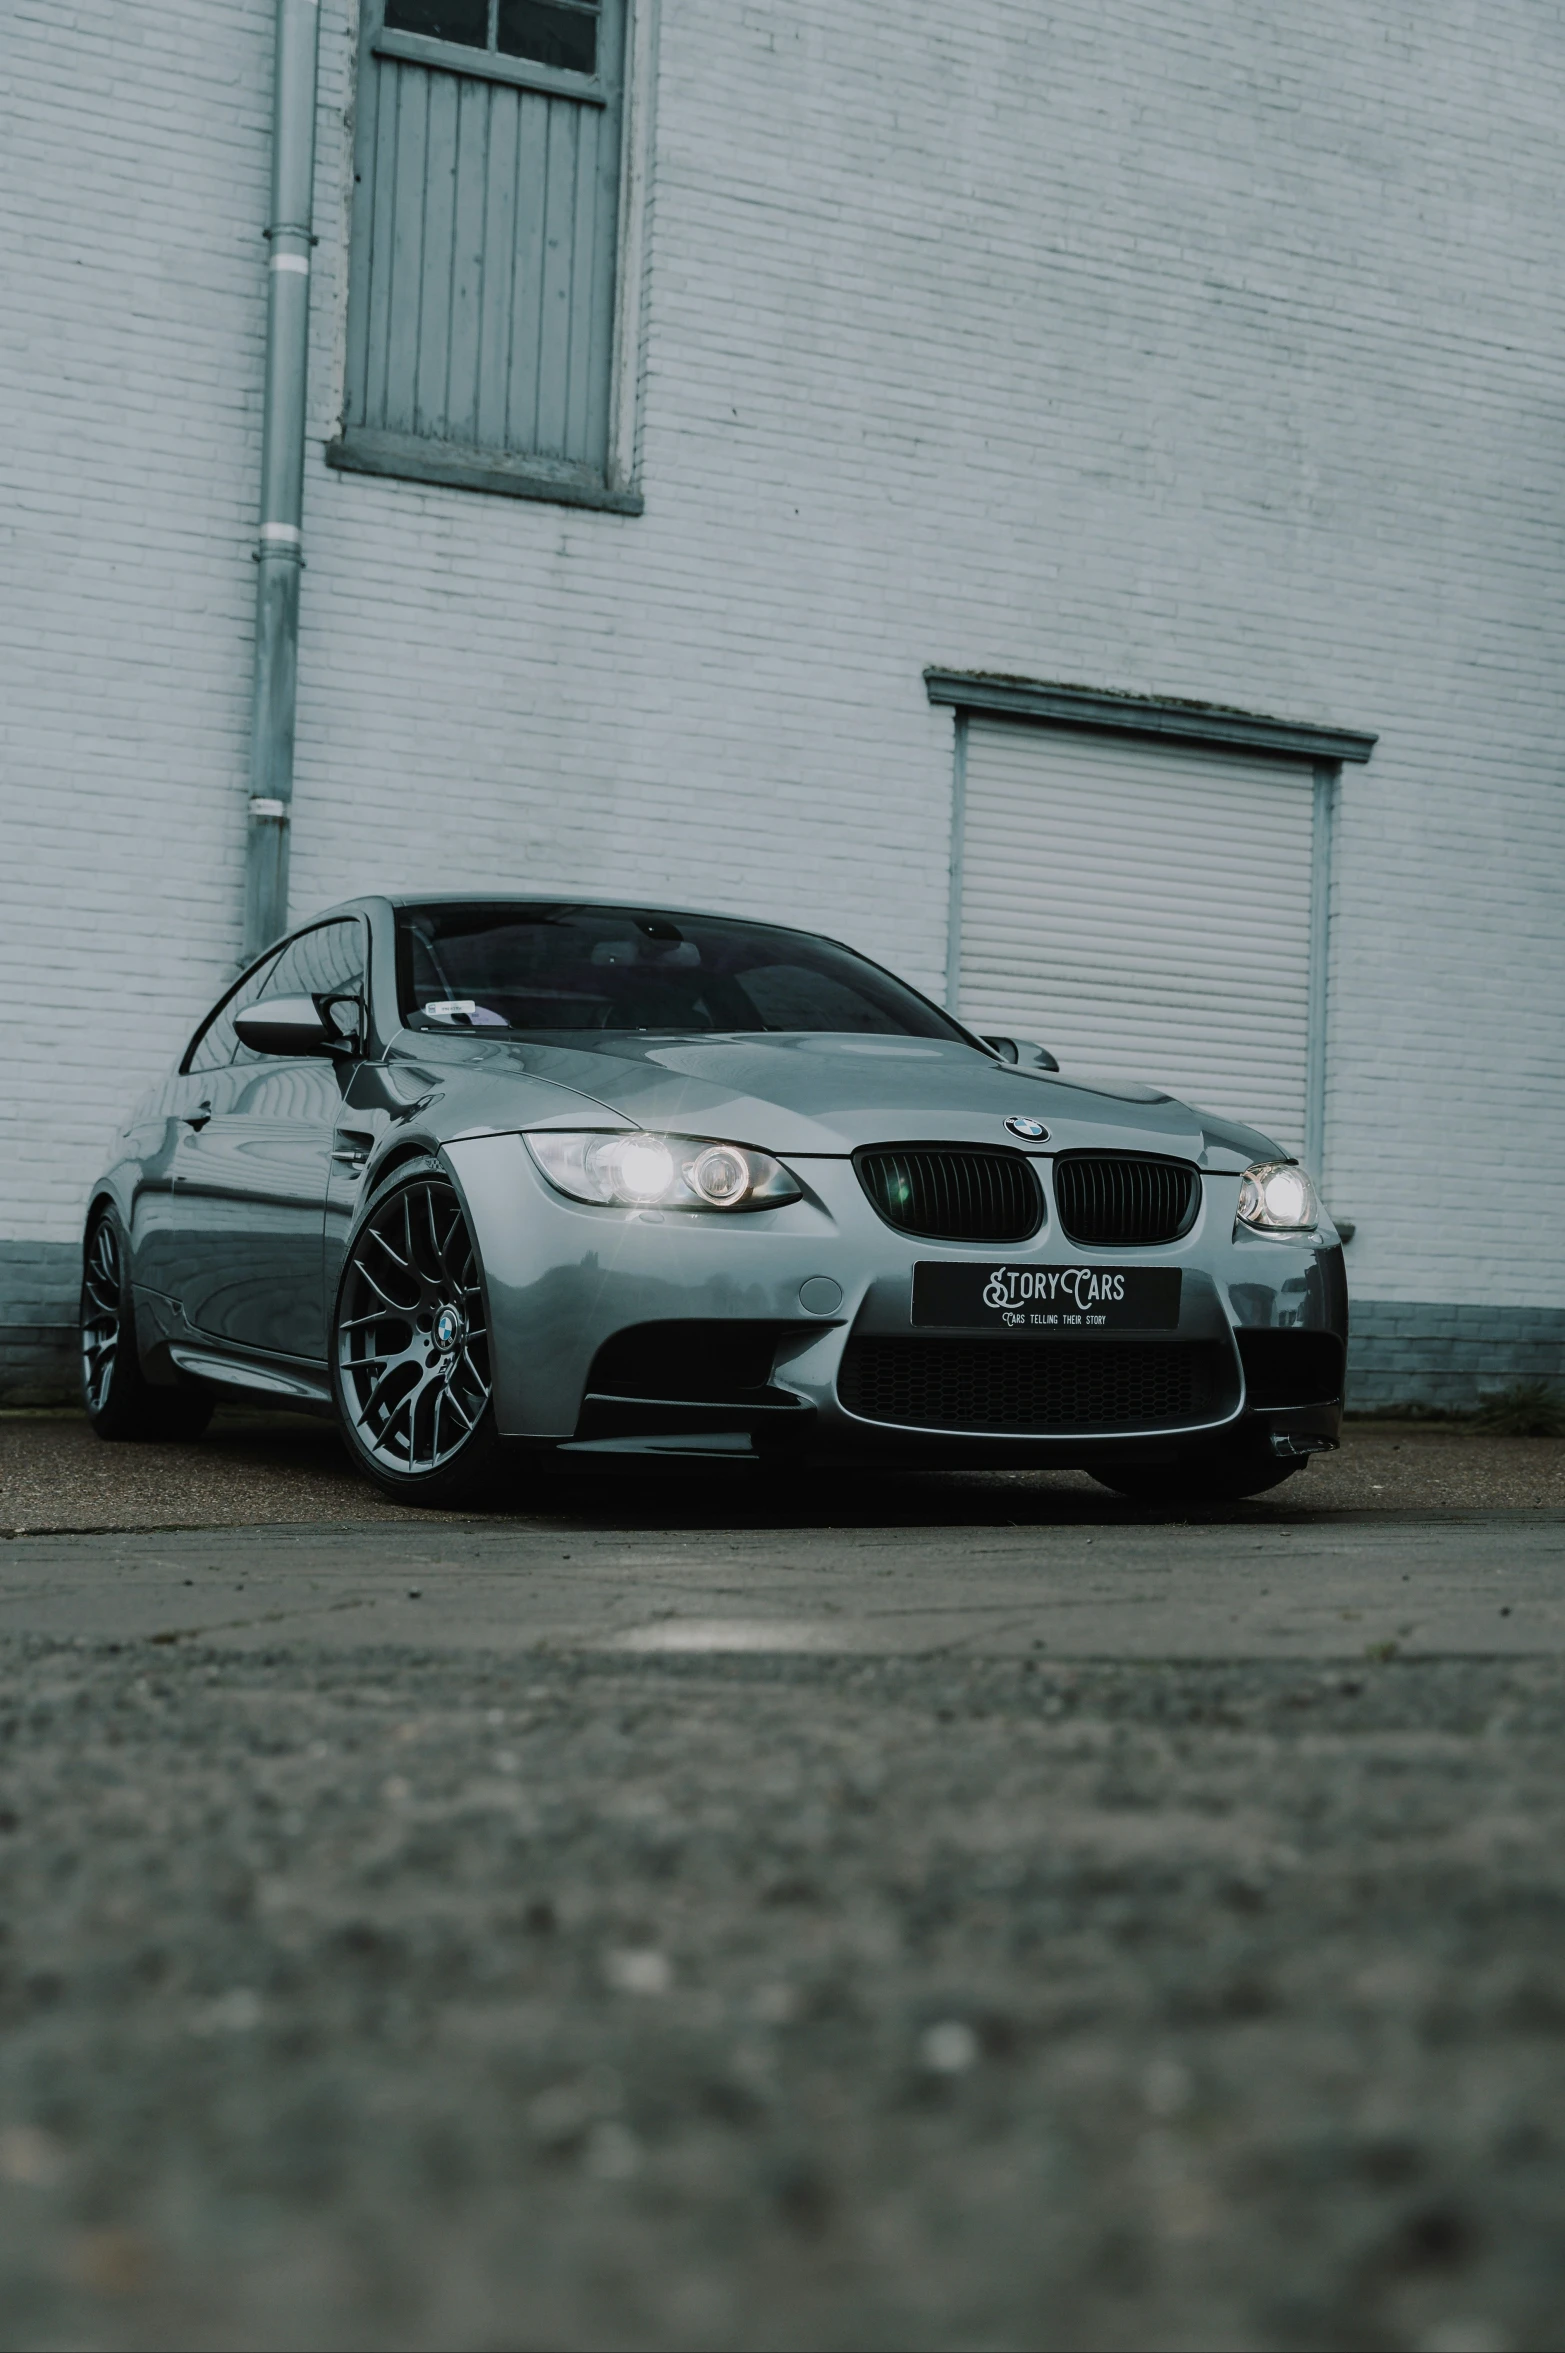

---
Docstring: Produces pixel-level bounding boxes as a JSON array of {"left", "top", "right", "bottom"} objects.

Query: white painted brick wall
[
  {"left": 3, "top": 0, "right": 1564, "bottom": 1313},
  {"left": 0, "top": 0, "right": 269, "bottom": 1259}
]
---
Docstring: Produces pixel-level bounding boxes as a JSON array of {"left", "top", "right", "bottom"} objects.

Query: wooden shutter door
[{"left": 344, "top": 1, "right": 625, "bottom": 483}]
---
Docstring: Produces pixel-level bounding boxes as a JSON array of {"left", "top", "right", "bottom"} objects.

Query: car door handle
[{"left": 182, "top": 1102, "right": 213, "bottom": 1131}]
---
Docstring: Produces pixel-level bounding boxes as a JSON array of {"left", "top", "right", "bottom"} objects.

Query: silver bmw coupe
[{"left": 82, "top": 895, "right": 1348, "bottom": 1505}]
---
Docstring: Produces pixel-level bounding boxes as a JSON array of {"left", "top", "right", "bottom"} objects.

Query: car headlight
[
  {"left": 524, "top": 1131, "right": 802, "bottom": 1212},
  {"left": 1236, "top": 1161, "right": 1320, "bottom": 1233}
]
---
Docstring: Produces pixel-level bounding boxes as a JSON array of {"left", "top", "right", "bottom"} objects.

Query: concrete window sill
[{"left": 325, "top": 431, "right": 644, "bottom": 516}]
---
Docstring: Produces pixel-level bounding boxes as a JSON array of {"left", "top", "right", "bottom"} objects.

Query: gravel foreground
[{"left": 1, "top": 1640, "right": 1563, "bottom": 2351}]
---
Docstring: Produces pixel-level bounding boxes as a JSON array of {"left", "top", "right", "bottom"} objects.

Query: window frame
[
  {"left": 256, "top": 918, "right": 369, "bottom": 1006},
  {"left": 376, "top": 0, "right": 608, "bottom": 105},
  {"left": 181, "top": 919, "right": 370, "bottom": 1077},
  {"left": 327, "top": 0, "right": 647, "bottom": 516},
  {"left": 181, "top": 948, "right": 283, "bottom": 1076}
]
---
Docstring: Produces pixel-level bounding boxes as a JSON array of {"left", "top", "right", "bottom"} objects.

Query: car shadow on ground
[
  {"left": 171, "top": 1409, "right": 1340, "bottom": 1530},
  {"left": 9, "top": 1405, "right": 1557, "bottom": 1535}
]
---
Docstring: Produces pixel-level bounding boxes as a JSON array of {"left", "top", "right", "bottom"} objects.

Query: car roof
[
  {"left": 345, "top": 892, "right": 839, "bottom": 943},
  {"left": 381, "top": 891, "right": 762, "bottom": 913}
]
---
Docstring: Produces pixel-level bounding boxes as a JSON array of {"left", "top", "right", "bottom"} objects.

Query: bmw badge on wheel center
[{"left": 83, "top": 895, "right": 1347, "bottom": 1504}]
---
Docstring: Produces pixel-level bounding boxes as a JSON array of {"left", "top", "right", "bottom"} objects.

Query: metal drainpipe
[{"left": 244, "top": 0, "right": 322, "bottom": 959}]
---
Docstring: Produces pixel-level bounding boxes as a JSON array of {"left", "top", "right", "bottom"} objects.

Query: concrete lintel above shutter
[
  {"left": 924, "top": 671, "right": 1377, "bottom": 765},
  {"left": 372, "top": 30, "right": 609, "bottom": 106},
  {"left": 326, "top": 432, "right": 643, "bottom": 516}
]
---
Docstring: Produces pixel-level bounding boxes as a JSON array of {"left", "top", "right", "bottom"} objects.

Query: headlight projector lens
[
  {"left": 1237, "top": 1161, "right": 1320, "bottom": 1233},
  {"left": 525, "top": 1131, "right": 802, "bottom": 1212},
  {"left": 688, "top": 1144, "right": 751, "bottom": 1206}
]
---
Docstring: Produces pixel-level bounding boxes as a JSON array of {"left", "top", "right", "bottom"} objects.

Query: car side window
[
  {"left": 235, "top": 920, "right": 367, "bottom": 1064},
  {"left": 184, "top": 951, "right": 282, "bottom": 1075}
]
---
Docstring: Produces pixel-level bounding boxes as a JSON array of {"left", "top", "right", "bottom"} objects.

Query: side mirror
[
  {"left": 982, "top": 1034, "right": 1061, "bottom": 1073},
  {"left": 234, "top": 994, "right": 344, "bottom": 1058}
]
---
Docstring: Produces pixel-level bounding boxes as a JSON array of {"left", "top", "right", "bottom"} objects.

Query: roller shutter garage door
[{"left": 955, "top": 721, "right": 1315, "bottom": 1151}]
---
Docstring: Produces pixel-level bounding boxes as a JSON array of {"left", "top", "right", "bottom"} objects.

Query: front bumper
[{"left": 445, "top": 1134, "right": 1348, "bottom": 1466}]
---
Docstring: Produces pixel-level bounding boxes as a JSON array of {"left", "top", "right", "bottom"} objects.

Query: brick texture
[
  {"left": 4, "top": 0, "right": 1565, "bottom": 1357},
  {"left": 0, "top": 1242, "right": 78, "bottom": 1399},
  {"left": 1348, "top": 1303, "right": 1565, "bottom": 1413}
]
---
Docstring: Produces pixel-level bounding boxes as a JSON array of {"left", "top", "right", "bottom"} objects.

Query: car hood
[{"left": 406, "top": 1031, "right": 1282, "bottom": 1170}]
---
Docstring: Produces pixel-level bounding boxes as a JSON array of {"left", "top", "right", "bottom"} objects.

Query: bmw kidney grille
[
  {"left": 854, "top": 1147, "right": 1043, "bottom": 1244},
  {"left": 1052, "top": 1155, "right": 1199, "bottom": 1248}
]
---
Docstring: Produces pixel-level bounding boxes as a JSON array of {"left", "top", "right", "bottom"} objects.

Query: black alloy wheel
[
  {"left": 80, "top": 1211, "right": 214, "bottom": 1442},
  {"left": 333, "top": 1161, "right": 505, "bottom": 1504},
  {"left": 80, "top": 1217, "right": 121, "bottom": 1419}
]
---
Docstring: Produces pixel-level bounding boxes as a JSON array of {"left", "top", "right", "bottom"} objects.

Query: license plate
[{"left": 912, "top": 1262, "right": 1182, "bottom": 1332}]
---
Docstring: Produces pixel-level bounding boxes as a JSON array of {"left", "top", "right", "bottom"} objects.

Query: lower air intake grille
[
  {"left": 1053, "top": 1155, "right": 1200, "bottom": 1247},
  {"left": 855, "top": 1147, "right": 1042, "bottom": 1243},
  {"left": 586, "top": 1321, "right": 783, "bottom": 1403},
  {"left": 1236, "top": 1329, "right": 1345, "bottom": 1408},
  {"left": 838, "top": 1338, "right": 1226, "bottom": 1433}
]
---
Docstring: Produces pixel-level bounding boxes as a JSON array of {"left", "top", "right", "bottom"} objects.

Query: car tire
[
  {"left": 80, "top": 1210, "right": 215, "bottom": 1443},
  {"left": 331, "top": 1157, "right": 508, "bottom": 1508},
  {"left": 1091, "top": 1439, "right": 1306, "bottom": 1504}
]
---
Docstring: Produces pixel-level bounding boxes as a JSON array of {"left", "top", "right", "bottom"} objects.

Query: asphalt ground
[{"left": 0, "top": 1415, "right": 1563, "bottom": 2350}]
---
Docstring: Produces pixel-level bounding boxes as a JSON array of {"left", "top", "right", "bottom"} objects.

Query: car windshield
[{"left": 395, "top": 903, "right": 970, "bottom": 1042}]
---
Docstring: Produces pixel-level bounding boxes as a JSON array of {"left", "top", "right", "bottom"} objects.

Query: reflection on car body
[{"left": 81, "top": 895, "right": 1349, "bottom": 1506}]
